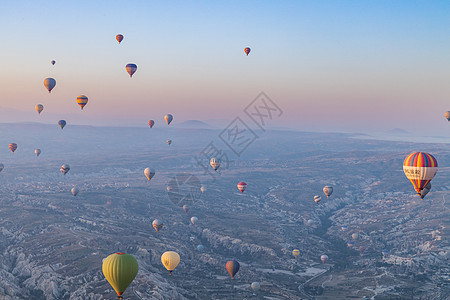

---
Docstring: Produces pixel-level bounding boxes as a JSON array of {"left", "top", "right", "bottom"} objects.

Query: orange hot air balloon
[
  {"left": 244, "top": 47, "right": 251, "bottom": 56},
  {"left": 148, "top": 120, "right": 155, "bottom": 128},
  {"left": 403, "top": 152, "right": 438, "bottom": 196},
  {"left": 76, "top": 95, "right": 88, "bottom": 110},
  {"left": 116, "top": 34, "right": 124, "bottom": 44},
  {"left": 237, "top": 182, "right": 247, "bottom": 193},
  {"left": 226, "top": 260, "right": 240, "bottom": 278},
  {"left": 8, "top": 143, "right": 17, "bottom": 153}
]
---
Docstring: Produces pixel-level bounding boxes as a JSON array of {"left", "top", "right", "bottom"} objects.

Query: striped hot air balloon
[
  {"left": 116, "top": 34, "right": 124, "bottom": 44},
  {"left": 76, "top": 95, "right": 88, "bottom": 110},
  {"left": 237, "top": 182, "right": 247, "bottom": 193},
  {"left": 126, "top": 63, "right": 137, "bottom": 77},
  {"left": 152, "top": 219, "right": 163, "bottom": 232},
  {"left": 403, "top": 152, "right": 438, "bottom": 196},
  {"left": 8, "top": 143, "right": 17, "bottom": 153}
]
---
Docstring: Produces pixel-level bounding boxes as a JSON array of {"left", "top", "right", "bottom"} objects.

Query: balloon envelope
[
  {"left": 251, "top": 282, "right": 260, "bottom": 292},
  {"left": 237, "top": 182, "right": 247, "bottom": 193},
  {"left": 197, "top": 245, "right": 204, "bottom": 252},
  {"left": 292, "top": 249, "right": 300, "bottom": 258},
  {"left": 445, "top": 111, "right": 450, "bottom": 121},
  {"left": 161, "top": 251, "right": 180, "bottom": 274},
  {"left": 148, "top": 120, "right": 155, "bottom": 128},
  {"left": 60, "top": 164, "right": 70, "bottom": 175},
  {"left": 323, "top": 186, "right": 333, "bottom": 198},
  {"left": 144, "top": 168, "right": 155, "bottom": 181},
  {"left": 76, "top": 95, "right": 88, "bottom": 110},
  {"left": 126, "top": 63, "right": 137, "bottom": 77},
  {"left": 116, "top": 34, "right": 124, "bottom": 43},
  {"left": 58, "top": 120, "right": 66, "bottom": 129},
  {"left": 244, "top": 47, "right": 251, "bottom": 56},
  {"left": 35, "top": 104, "right": 44, "bottom": 114},
  {"left": 44, "top": 78, "right": 56, "bottom": 93},
  {"left": 0, "top": 163, "right": 3, "bottom": 173},
  {"left": 403, "top": 152, "right": 438, "bottom": 196},
  {"left": 183, "top": 205, "right": 189, "bottom": 214},
  {"left": 164, "top": 114, "right": 173, "bottom": 125},
  {"left": 314, "top": 195, "right": 321, "bottom": 203},
  {"left": 191, "top": 216, "right": 198, "bottom": 225},
  {"left": 9, "top": 143, "right": 17, "bottom": 153},
  {"left": 167, "top": 139, "right": 172, "bottom": 146},
  {"left": 51, "top": 60, "right": 55, "bottom": 65},
  {"left": 35, "top": 149, "right": 41, "bottom": 157},
  {"left": 200, "top": 186, "right": 206, "bottom": 193},
  {"left": 321, "top": 255, "right": 328, "bottom": 263},
  {"left": 102, "top": 252, "right": 138, "bottom": 297},
  {"left": 71, "top": 187, "right": 79, "bottom": 196},
  {"left": 210, "top": 158, "right": 221, "bottom": 171},
  {"left": 152, "top": 219, "right": 163, "bottom": 232},
  {"left": 226, "top": 260, "right": 240, "bottom": 278}
]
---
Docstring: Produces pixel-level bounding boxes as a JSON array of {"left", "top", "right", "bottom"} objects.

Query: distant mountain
[
  {"left": 385, "top": 128, "right": 410, "bottom": 135},
  {"left": 175, "top": 120, "right": 214, "bottom": 129}
]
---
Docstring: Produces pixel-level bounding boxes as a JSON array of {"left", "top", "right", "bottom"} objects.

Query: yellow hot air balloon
[
  {"left": 161, "top": 251, "right": 180, "bottom": 275},
  {"left": 102, "top": 252, "right": 138, "bottom": 299},
  {"left": 76, "top": 95, "right": 88, "bottom": 110},
  {"left": 292, "top": 249, "right": 300, "bottom": 258}
]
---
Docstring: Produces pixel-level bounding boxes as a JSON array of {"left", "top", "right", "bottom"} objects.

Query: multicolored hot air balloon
[
  {"left": 144, "top": 167, "right": 155, "bottom": 181},
  {"left": 445, "top": 111, "right": 450, "bottom": 121},
  {"left": 352, "top": 233, "right": 359, "bottom": 240},
  {"left": 0, "top": 164, "right": 3, "bottom": 173},
  {"left": 116, "top": 34, "right": 124, "bottom": 44},
  {"left": 167, "top": 139, "right": 172, "bottom": 146},
  {"left": 292, "top": 249, "right": 300, "bottom": 258},
  {"left": 76, "top": 95, "right": 88, "bottom": 110},
  {"left": 210, "top": 158, "right": 221, "bottom": 171},
  {"left": 191, "top": 216, "right": 198, "bottom": 225},
  {"left": 35, "top": 149, "right": 41, "bottom": 157},
  {"left": 347, "top": 240, "right": 354, "bottom": 248},
  {"left": 403, "top": 152, "right": 438, "bottom": 196},
  {"left": 71, "top": 187, "right": 79, "bottom": 196},
  {"left": 244, "top": 47, "right": 251, "bottom": 56},
  {"left": 164, "top": 114, "right": 173, "bottom": 125},
  {"left": 323, "top": 186, "right": 333, "bottom": 198},
  {"left": 183, "top": 204, "right": 189, "bottom": 214},
  {"left": 314, "top": 195, "right": 321, "bottom": 203},
  {"left": 237, "top": 182, "right": 247, "bottom": 193},
  {"left": 102, "top": 252, "right": 138, "bottom": 298},
  {"left": 51, "top": 60, "right": 56, "bottom": 65},
  {"left": 152, "top": 219, "right": 163, "bottom": 232},
  {"left": 35, "top": 104, "right": 44, "bottom": 114},
  {"left": 126, "top": 63, "right": 137, "bottom": 77},
  {"left": 226, "top": 260, "right": 240, "bottom": 278},
  {"left": 60, "top": 164, "right": 70, "bottom": 175},
  {"left": 148, "top": 120, "right": 155, "bottom": 128},
  {"left": 9, "top": 143, "right": 17, "bottom": 153},
  {"left": 320, "top": 254, "right": 328, "bottom": 264},
  {"left": 44, "top": 78, "right": 56, "bottom": 93},
  {"left": 161, "top": 251, "right": 180, "bottom": 275},
  {"left": 58, "top": 120, "right": 66, "bottom": 129},
  {"left": 420, "top": 182, "right": 431, "bottom": 199}
]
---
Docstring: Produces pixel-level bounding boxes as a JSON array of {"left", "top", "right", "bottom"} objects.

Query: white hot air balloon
[
  {"left": 71, "top": 187, "right": 79, "bottom": 196},
  {"left": 144, "top": 168, "right": 155, "bottom": 181},
  {"left": 191, "top": 216, "right": 198, "bottom": 225}
]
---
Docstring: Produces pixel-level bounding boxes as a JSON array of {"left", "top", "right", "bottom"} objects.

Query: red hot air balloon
[
  {"left": 237, "top": 182, "right": 247, "bottom": 193},
  {"left": 403, "top": 152, "right": 438, "bottom": 196}
]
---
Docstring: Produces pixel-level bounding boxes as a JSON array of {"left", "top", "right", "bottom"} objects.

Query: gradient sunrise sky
[{"left": 1, "top": 1, "right": 449, "bottom": 134}]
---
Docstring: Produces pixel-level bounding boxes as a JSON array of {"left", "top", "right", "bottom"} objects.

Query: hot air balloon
[
  {"left": 200, "top": 186, "right": 206, "bottom": 193},
  {"left": 161, "top": 251, "right": 180, "bottom": 275},
  {"left": 251, "top": 282, "right": 260, "bottom": 292},
  {"left": 314, "top": 195, "right": 321, "bottom": 203},
  {"left": 237, "top": 182, "right": 247, "bottom": 193},
  {"left": 183, "top": 205, "right": 189, "bottom": 214},
  {"left": 164, "top": 114, "right": 173, "bottom": 125},
  {"left": 445, "top": 111, "right": 450, "bottom": 121},
  {"left": 382, "top": 249, "right": 389, "bottom": 256},
  {"left": 320, "top": 254, "right": 328, "bottom": 264},
  {"left": 197, "top": 245, "right": 204, "bottom": 252},
  {"left": 420, "top": 182, "right": 431, "bottom": 199},
  {"left": 144, "top": 168, "right": 155, "bottom": 181},
  {"left": 51, "top": 60, "right": 56, "bottom": 65},
  {"left": 347, "top": 240, "right": 354, "bottom": 248},
  {"left": 35, "top": 104, "right": 44, "bottom": 114},
  {"left": 102, "top": 252, "right": 138, "bottom": 299},
  {"left": 352, "top": 233, "right": 359, "bottom": 240},
  {"left": 191, "top": 216, "right": 198, "bottom": 225},
  {"left": 292, "top": 249, "right": 300, "bottom": 258},
  {"left": 9, "top": 143, "right": 17, "bottom": 153},
  {"left": 167, "top": 186, "right": 172, "bottom": 192},
  {"left": 44, "top": 78, "right": 56, "bottom": 93},
  {"left": 60, "top": 164, "right": 70, "bottom": 175},
  {"left": 323, "top": 186, "right": 333, "bottom": 198},
  {"left": 71, "top": 187, "right": 79, "bottom": 196},
  {"left": 167, "top": 139, "right": 172, "bottom": 146},
  {"left": 403, "top": 152, "right": 438, "bottom": 196},
  {"left": 306, "top": 219, "right": 314, "bottom": 226},
  {"left": 148, "top": 120, "right": 155, "bottom": 128},
  {"left": 125, "top": 63, "right": 137, "bottom": 77},
  {"left": 341, "top": 225, "right": 348, "bottom": 232},
  {"left": 0, "top": 164, "right": 4, "bottom": 173},
  {"left": 116, "top": 34, "right": 124, "bottom": 44},
  {"left": 244, "top": 47, "right": 251, "bottom": 56},
  {"left": 226, "top": 260, "right": 240, "bottom": 278},
  {"left": 152, "top": 219, "right": 163, "bottom": 232},
  {"left": 58, "top": 120, "right": 66, "bottom": 129},
  {"left": 76, "top": 95, "right": 88, "bottom": 110},
  {"left": 35, "top": 149, "right": 41, "bottom": 157},
  {"left": 210, "top": 158, "right": 221, "bottom": 171}
]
